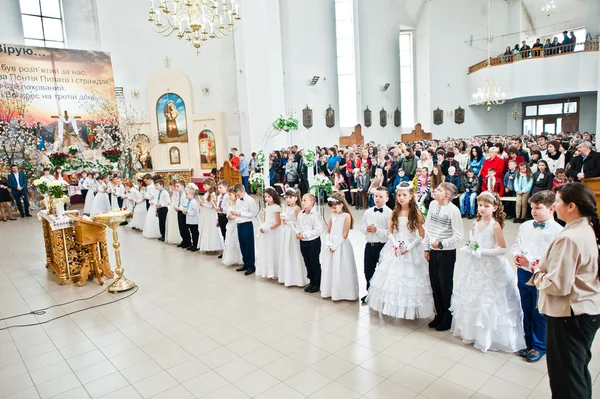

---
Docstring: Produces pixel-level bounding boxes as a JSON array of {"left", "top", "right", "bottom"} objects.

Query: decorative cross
[
  {"left": 164, "top": 56, "right": 170, "bottom": 68},
  {"left": 51, "top": 110, "right": 81, "bottom": 120}
]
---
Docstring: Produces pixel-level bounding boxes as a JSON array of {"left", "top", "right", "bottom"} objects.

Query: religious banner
[
  {"left": 0, "top": 43, "right": 116, "bottom": 151},
  {"left": 156, "top": 93, "right": 188, "bottom": 143},
  {"left": 302, "top": 105, "right": 313, "bottom": 129},
  {"left": 380, "top": 108, "right": 387, "bottom": 127},
  {"left": 364, "top": 106, "right": 372, "bottom": 127},
  {"left": 433, "top": 107, "right": 444, "bottom": 125},
  {"left": 454, "top": 106, "right": 465, "bottom": 124}
]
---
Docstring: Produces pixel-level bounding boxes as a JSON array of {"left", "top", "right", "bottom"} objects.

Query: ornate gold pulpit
[{"left": 39, "top": 210, "right": 112, "bottom": 286}]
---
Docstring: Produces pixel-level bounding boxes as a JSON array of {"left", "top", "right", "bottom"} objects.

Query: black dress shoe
[
  {"left": 20, "top": 215, "right": 25, "bottom": 218},
  {"left": 513, "top": 218, "right": 520, "bottom": 223},
  {"left": 428, "top": 316, "right": 442, "bottom": 329},
  {"left": 189, "top": 248, "right": 199, "bottom": 252},
  {"left": 308, "top": 286, "right": 320, "bottom": 293},
  {"left": 158, "top": 237, "right": 165, "bottom": 241},
  {"left": 435, "top": 314, "right": 452, "bottom": 331},
  {"left": 186, "top": 246, "right": 195, "bottom": 251},
  {"left": 218, "top": 254, "right": 223, "bottom": 259},
  {"left": 236, "top": 266, "right": 248, "bottom": 272},
  {"left": 244, "top": 269, "right": 255, "bottom": 276},
  {"left": 177, "top": 243, "right": 184, "bottom": 248},
  {"left": 361, "top": 295, "right": 367, "bottom": 303},
  {"left": 25, "top": 214, "right": 32, "bottom": 217},
  {"left": 304, "top": 284, "right": 312, "bottom": 292}
]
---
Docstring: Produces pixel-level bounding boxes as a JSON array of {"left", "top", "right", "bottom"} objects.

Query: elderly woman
[{"left": 526, "top": 183, "right": 600, "bottom": 399}]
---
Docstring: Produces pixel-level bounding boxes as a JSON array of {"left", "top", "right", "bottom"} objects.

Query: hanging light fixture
[
  {"left": 542, "top": 1, "right": 556, "bottom": 17},
  {"left": 511, "top": 103, "right": 522, "bottom": 120},
  {"left": 148, "top": 0, "right": 241, "bottom": 54},
  {"left": 472, "top": 79, "right": 506, "bottom": 111}
]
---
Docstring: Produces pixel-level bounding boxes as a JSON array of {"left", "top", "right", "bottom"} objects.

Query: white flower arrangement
[
  {"left": 249, "top": 171, "right": 264, "bottom": 186},
  {"left": 256, "top": 150, "right": 266, "bottom": 169},
  {"left": 310, "top": 174, "right": 333, "bottom": 197},
  {"left": 304, "top": 149, "right": 315, "bottom": 167}
]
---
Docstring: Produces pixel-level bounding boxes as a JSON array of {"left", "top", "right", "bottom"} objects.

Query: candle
[{"left": 469, "top": 229, "right": 473, "bottom": 241}]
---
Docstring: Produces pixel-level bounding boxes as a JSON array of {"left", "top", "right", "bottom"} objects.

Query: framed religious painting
[
  {"left": 380, "top": 108, "right": 387, "bottom": 127},
  {"left": 157, "top": 93, "right": 188, "bottom": 143},
  {"left": 198, "top": 130, "right": 217, "bottom": 169},
  {"left": 302, "top": 106, "right": 313, "bottom": 129},
  {"left": 169, "top": 146, "right": 181, "bottom": 165},
  {"left": 364, "top": 106, "right": 372, "bottom": 127},
  {"left": 394, "top": 107, "right": 401, "bottom": 127},
  {"left": 433, "top": 107, "right": 444, "bottom": 125},
  {"left": 325, "top": 105, "right": 335, "bottom": 128},
  {"left": 454, "top": 106, "right": 465, "bottom": 124},
  {"left": 132, "top": 134, "right": 153, "bottom": 171}
]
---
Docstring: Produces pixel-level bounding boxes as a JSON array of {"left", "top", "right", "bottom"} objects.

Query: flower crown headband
[
  {"left": 479, "top": 191, "right": 498, "bottom": 204},
  {"left": 327, "top": 196, "right": 341, "bottom": 204},
  {"left": 285, "top": 188, "right": 298, "bottom": 196},
  {"left": 396, "top": 182, "right": 414, "bottom": 191}
]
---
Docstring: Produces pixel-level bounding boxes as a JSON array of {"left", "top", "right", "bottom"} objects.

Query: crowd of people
[{"left": 502, "top": 30, "right": 579, "bottom": 62}]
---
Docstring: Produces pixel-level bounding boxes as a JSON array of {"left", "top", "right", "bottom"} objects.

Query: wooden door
[{"left": 562, "top": 116, "right": 578, "bottom": 133}]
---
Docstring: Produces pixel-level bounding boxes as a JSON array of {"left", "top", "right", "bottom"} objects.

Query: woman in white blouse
[{"left": 544, "top": 140, "right": 565, "bottom": 174}]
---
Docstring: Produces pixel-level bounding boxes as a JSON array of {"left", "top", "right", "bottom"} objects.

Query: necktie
[
  {"left": 157, "top": 190, "right": 162, "bottom": 204},
  {"left": 374, "top": 208, "right": 383, "bottom": 213},
  {"left": 533, "top": 221, "right": 546, "bottom": 229},
  {"left": 187, "top": 199, "right": 191, "bottom": 209},
  {"left": 218, "top": 194, "right": 224, "bottom": 212},
  {"left": 178, "top": 192, "right": 182, "bottom": 207}
]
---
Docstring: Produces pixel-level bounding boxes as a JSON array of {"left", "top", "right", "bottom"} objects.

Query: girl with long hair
[
  {"left": 514, "top": 162, "right": 533, "bottom": 223},
  {"left": 197, "top": 177, "right": 224, "bottom": 252},
  {"left": 320, "top": 192, "right": 358, "bottom": 301},
  {"left": 451, "top": 191, "right": 525, "bottom": 352},
  {"left": 278, "top": 188, "right": 307, "bottom": 287},
  {"left": 129, "top": 178, "right": 147, "bottom": 230},
  {"left": 531, "top": 159, "right": 554, "bottom": 195},
  {"left": 256, "top": 187, "right": 282, "bottom": 279},
  {"left": 430, "top": 165, "right": 445, "bottom": 192},
  {"left": 469, "top": 146, "right": 485, "bottom": 176},
  {"left": 365, "top": 182, "right": 434, "bottom": 319},
  {"left": 527, "top": 183, "right": 600, "bottom": 398}
]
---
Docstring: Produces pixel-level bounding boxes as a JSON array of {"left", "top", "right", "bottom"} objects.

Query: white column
[{"left": 234, "top": 0, "right": 286, "bottom": 153}]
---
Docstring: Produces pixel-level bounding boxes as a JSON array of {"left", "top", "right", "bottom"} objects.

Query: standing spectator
[
  {"left": 570, "top": 31, "right": 577, "bottom": 51},
  {"left": 529, "top": 150, "right": 542, "bottom": 174},
  {"left": 249, "top": 152, "right": 258, "bottom": 173},
  {"left": 532, "top": 38, "right": 543, "bottom": 57},
  {"left": 272, "top": 151, "right": 283, "bottom": 182},
  {"left": 327, "top": 147, "right": 340, "bottom": 175},
  {"left": 520, "top": 40, "right": 531, "bottom": 57},
  {"left": 417, "top": 151, "right": 433, "bottom": 173},
  {"left": 558, "top": 142, "right": 572, "bottom": 166},
  {"left": 531, "top": 160, "right": 554, "bottom": 195},
  {"left": 238, "top": 153, "right": 249, "bottom": 193},
  {"left": 561, "top": 30, "right": 572, "bottom": 52},
  {"left": 545, "top": 140, "right": 565, "bottom": 174},
  {"left": 468, "top": 146, "right": 485, "bottom": 176},
  {"left": 441, "top": 151, "right": 460, "bottom": 177},
  {"left": 543, "top": 38, "right": 552, "bottom": 56},
  {"left": 231, "top": 148, "right": 240, "bottom": 169},
  {"left": 285, "top": 152, "right": 300, "bottom": 188},
  {"left": 503, "top": 159, "right": 518, "bottom": 219},
  {"left": 514, "top": 162, "right": 534, "bottom": 223},
  {"left": 527, "top": 183, "right": 600, "bottom": 399},
  {"left": 7, "top": 164, "right": 31, "bottom": 218},
  {"left": 402, "top": 147, "right": 418, "bottom": 180},
  {"left": 567, "top": 141, "right": 600, "bottom": 181},
  {"left": 0, "top": 175, "right": 16, "bottom": 221},
  {"left": 503, "top": 46, "right": 513, "bottom": 63},
  {"left": 481, "top": 146, "right": 505, "bottom": 180},
  {"left": 551, "top": 37, "right": 560, "bottom": 54},
  {"left": 505, "top": 146, "right": 525, "bottom": 172},
  {"left": 511, "top": 137, "right": 530, "bottom": 162}
]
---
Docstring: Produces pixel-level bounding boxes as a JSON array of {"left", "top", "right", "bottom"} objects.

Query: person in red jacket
[
  {"left": 481, "top": 146, "right": 505, "bottom": 179},
  {"left": 231, "top": 148, "right": 241, "bottom": 169},
  {"left": 505, "top": 146, "right": 525, "bottom": 173},
  {"left": 481, "top": 168, "right": 504, "bottom": 194}
]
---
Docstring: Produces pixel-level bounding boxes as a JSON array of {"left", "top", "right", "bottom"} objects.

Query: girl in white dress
[
  {"left": 129, "top": 178, "right": 147, "bottom": 230},
  {"left": 83, "top": 172, "right": 98, "bottom": 215},
  {"left": 143, "top": 179, "right": 161, "bottom": 239},
  {"left": 165, "top": 180, "right": 183, "bottom": 245},
  {"left": 366, "top": 182, "right": 435, "bottom": 319},
  {"left": 321, "top": 192, "right": 359, "bottom": 301},
  {"left": 123, "top": 179, "right": 135, "bottom": 211},
  {"left": 198, "top": 178, "right": 224, "bottom": 251},
  {"left": 450, "top": 191, "right": 526, "bottom": 353},
  {"left": 256, "top": 187, "right": 282, "bottom": 279},
  {"left": 278, "top": 188, "right": 308, "bottom": 287},
  {"left": 90, "top": 175, "right": 111, "bottom": 216},
  {"left": 222, "top": 188, "right": 243, "bottom": 266}
]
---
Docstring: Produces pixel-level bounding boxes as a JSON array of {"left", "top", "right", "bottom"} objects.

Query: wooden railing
[{"left": 468, "top": 41, "right": 599, "bottom": 74}]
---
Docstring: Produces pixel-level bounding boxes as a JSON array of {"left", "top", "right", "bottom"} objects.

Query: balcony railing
[{"left": 468, "top": 41, "right": 599, "bottom": 74}]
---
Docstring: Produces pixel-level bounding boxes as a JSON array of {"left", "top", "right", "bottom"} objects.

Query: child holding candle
[
  {"left": 510, "top": 190, "right": 563, "bottom": 362},
  {"left": 256, "top": 187, "right": 282, "bottom": 279},
  {"left": 222, "top": 187, "right": 243, "bottom": 265},
  {"left": 182, "top": 187, "right": 200, "bottom": 252},
  {"left": 296, "top": 193, "right": 325, "bottom": 293},
  {"left": 278, "top": 188, "right": 307, "bottom": 287},
  {"left": 165, "top": 180, "right": 183, "bottom": 245},
  {"left": 197, "top": 178, "right": 224, "bottom": 252},
  {"left": 365, "top": 182, "right": 434, "bottom": 318},
  {"left": 450, "top": 191, "right": 525, "bottom": 353}
]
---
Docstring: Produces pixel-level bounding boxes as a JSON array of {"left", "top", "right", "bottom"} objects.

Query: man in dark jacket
[
  {"left": 519, "top": 40, "right": 531, "bottom": 57},
  {"left": 440, "top": 151, "right": 461, "bottom": 177},
  {"left": 567, "top": 142, "right": 600, "bottom": 181},
  {"left": 532, "top": 38, "right": 543, "bottom": 57}
]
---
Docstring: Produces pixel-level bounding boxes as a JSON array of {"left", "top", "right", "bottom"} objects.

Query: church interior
[{"left": 0, "top": 0, "right": 599, "bottom": 398}]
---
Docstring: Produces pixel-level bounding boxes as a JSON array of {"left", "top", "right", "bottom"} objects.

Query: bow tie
[
  {"left": 533, "top": 221, "right": 546, "bottom": 229},
  {"left": 374, "top": 208, "right": 383, "bottom": 213},
  {"left": 239, "top": 197, "right": 244, "bottom": 201}
]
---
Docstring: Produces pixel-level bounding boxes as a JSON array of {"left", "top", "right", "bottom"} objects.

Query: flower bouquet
[
  {"left": 256, "top": 150, "right": 266, "bottom": 169},
  {"left": 102, "top": 148, "right": 122, "bottom": 163},
  {"left": 304, "top": 149, "right": 315, "bottom": 167},
  {"left": 48, "top": 152, "right": 70, "bottom": 167},
  {"left": 309, "top": 174, "right": 333, "bottom": 198},
  {"left": 68, "top": 145, "right": 78, "bottom": 156},
  {"left": 249, "top": 171, "right": 264, "bottom": 195},
  {"left": 417, "top": 201, "right": 428, "bottom": 216},
  {"left": 33, "top": 179, "right": 49, "bottom": 195},
  {"left": 272, "top": 115, "right": 299, "bottom": 132},
  {"left": 47, "top": 180, "right": 70, "bottom": 216}
]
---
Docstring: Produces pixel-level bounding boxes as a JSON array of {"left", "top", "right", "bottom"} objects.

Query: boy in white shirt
[
  {"left": 296, "top": 193, "right": 325, "bottom": 293},
  {"left": 359, "top": 187, "right": 392, "bottom": 302},
  {"left": 230, "top": 184, "right": 258, "bottom": 275},
  {"left": 511, "top": 190, "right": 563, "bottom": 363},
  {"left": 154, "top": 179, "right": 170, "bottom": 241},
  {"left": 182, "top": 187, "right": 200, "bottom": 252}
]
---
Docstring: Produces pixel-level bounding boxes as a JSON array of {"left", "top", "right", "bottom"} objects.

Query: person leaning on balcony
[
  {"left": 503, "top": 46, "right": 513, "bottom": 63},
  {"left": 543, "top": 39, "right": 552, "bottom": 56},
  {"left": 570, "top": 31, "right": 577, "bottom": 51},
  {"left": 551, "top": 37, "right": 560, "bottom": 54},
  {"left": 513, "top": 44, "right": 521, "bottom": 60},
  {"left": 520, "top": 40, "right": 531, "bottom": 57},
  {"left": 532, "top": 38, "right": 543, "bottom": 57},
  {"left": 561, "top": 30, "right": 572, "bottom": 53}
]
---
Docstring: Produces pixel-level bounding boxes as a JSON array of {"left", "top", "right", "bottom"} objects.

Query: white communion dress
[
  {"left": 165, "top": 192, "right": 182, "bottom": 245},
  {"left": 278, "top": 205, "right": 308, "bottom": 287},
  {"left": 129, "top": 187, "right": 147, "bottom": 230},
  {"left": 450, "top": 220, "right": 526, "bottom": 353},
  {"left": 222, "top": 201, "right": 243, "bottom": 266},
  {"left": 90, "top": 182, "right": 111, "bottom": 216},
  {"left": 366, "top": 217, "right": 435, "bottom": 319},
  {"left": 83, "top": 179, "right": 97, "bottom": 215},
  {"left": 256, "top": 204, "right": 282, "bottom": 279},
  {"left": 198, "top": 192, "right": 224, "bottom": 251},
  {"left": 320, "top": 213, "right": 359, "bottom": 301},
  {"left": 142, "top": 187, "right": 161, "bottom": 239}
]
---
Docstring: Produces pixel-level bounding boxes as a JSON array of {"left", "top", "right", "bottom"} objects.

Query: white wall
[
  {"left": 580, "top": 93, "right": 598, "bottom": 134},
  {"left": 0, "top": 0, "right": 24, "bottom": 45},
  {"left": 279, "top": 0, "right": 339, "bottom": 147},
  {"left": 62, "top": 0, "right": 101, "bottom": 50}
]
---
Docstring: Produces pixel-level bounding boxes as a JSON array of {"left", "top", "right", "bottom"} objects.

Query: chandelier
[
  {"left": 148, "top": 0, "right": 241, "bottom": 54},
  {"left": 542, "top": 1, "right": 556, "bottom": 17},
  {"left": 511, "top": 103, "right": 522, "bottom": 120},
  {"left": 472, "top": 79, "right": 506, "bottom": 111}
]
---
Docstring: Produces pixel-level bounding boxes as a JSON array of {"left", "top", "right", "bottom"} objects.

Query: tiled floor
[{"left": 1, "top": 206, "right": 599, "bottom": 399}]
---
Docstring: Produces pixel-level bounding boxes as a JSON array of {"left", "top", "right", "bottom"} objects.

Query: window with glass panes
[
  {"left": 522, "top": 98, "right": 579, "bottom": 135},
  {"left": 20, "top": 0, "right": 65, "bottom": 48}
]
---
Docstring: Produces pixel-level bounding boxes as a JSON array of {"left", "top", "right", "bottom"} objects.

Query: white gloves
[{"left": 473, "top": 246, "right": 506, "bottom": 258}]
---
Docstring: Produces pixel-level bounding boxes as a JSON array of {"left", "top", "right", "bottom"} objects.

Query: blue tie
[
  {"left": 187, "top": 199, "right": 191, "bottom": 209},
  {"left": 533, "top": 221, "right": 545, "bottom": 229},
  {"left": 157, "top": 190, "right": 162, "bottom": 204}
]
